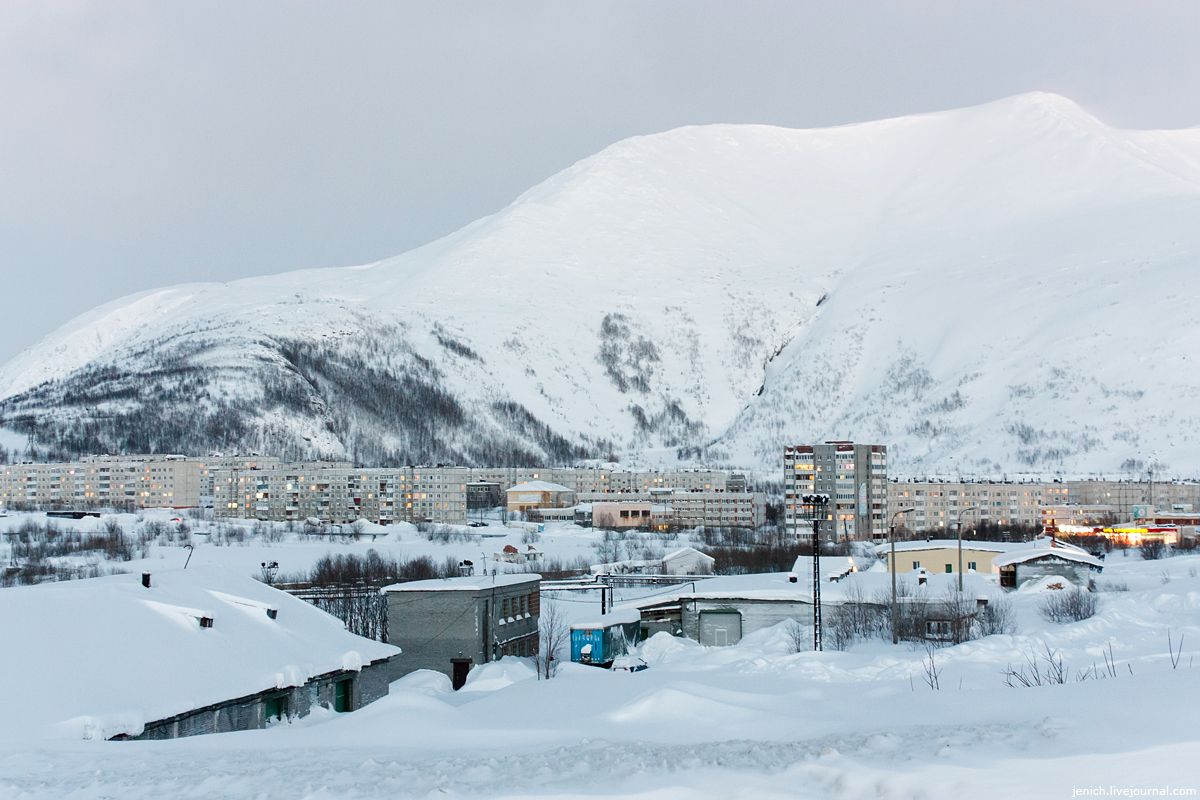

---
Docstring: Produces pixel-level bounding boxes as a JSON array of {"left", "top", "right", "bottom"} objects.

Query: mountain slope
[{"left": 3, "top": 92, "right": 1198, "bottom": 474}]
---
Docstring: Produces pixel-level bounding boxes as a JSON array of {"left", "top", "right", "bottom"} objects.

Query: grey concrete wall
[
  {"left": 386, "top": 584, "right": 540, "bottom": 678},
  {"left": 681, "top": 599, "right": 816, "bottom": 644},
  {"left": 131, "top": 657, "right": 399, "bottom": 740}
]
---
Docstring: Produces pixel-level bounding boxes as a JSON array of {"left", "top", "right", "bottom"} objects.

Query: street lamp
[
  {"left": 889, "top": 507, "right": 915, "bottom": 645},
  {"left": 802, "top": 493, "right": 830, "bottom": 651},
  {"left": 955, "top": 506, "right": 979, "bottom": 593}
]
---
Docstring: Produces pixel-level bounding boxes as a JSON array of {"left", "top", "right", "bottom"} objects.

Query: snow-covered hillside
[{"left": 2, "top": 92, "right": 1198, "bottom": 473}]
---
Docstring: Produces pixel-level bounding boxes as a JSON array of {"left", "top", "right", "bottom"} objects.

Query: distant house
[
  {"left": 506, "top": 481, "right": 575, "bottom": 514},
  {"left": 0, "top": 568, "right": 401, "bottom": 741},
  {"left": 383, "top": 574, "right": 540, "bottom": 687},
  {"left": 994, "top": 547, "right": 1104, "bottom": 589},
  {"left": 661, "top": 547, "right": 715, "bottom": 576}
]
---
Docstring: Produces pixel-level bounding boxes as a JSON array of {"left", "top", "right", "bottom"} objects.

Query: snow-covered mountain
[{"left": 3, "top": 92, "right": 1198, "bottom": 474}]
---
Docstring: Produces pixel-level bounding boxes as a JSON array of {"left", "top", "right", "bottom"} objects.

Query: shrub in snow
[
  {"left": 975, "top": 595, "right": 1017, "bottom": 637},
  {"left": 1139, "top": 539, "right": 1166, "bottom": 560},
  {"left": 1038, "top": 587, "right": 1098, "bottom": 623}
]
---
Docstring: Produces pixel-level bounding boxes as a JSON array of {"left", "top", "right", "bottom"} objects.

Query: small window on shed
[
  {"left": 968, "top": 561, "right": 977, "bottom": 570},
  {"left": 945, "top": 564, "right": 953, "bottom": 573},
  {"left": 912, "top": 561, "right": 920, "bottom": 570}
]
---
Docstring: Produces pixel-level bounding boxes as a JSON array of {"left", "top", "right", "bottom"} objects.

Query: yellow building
[{"left": 876, "top": 540, "right": 1011, "bottom": 575}]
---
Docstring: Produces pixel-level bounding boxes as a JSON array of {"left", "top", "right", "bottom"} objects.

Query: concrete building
[
  {"left": 785, "top": 442, "right": 887, "bottom": 542},
  {"left": 1065, "top": 479, "right": 1200, "bottom": 517},
  {"left": 383, "top": 574, "right": 540, "bottom": 682},
  {"left": 212, "top": 464, "right": 469, "bottom": 525},
  {"left": 0, "top": 455, "right": 205, "bottom": 511},
  {"left": 0, "top": 567, "right": 400, "bottom": 740},
  {"left": 887, "top": 479, "right": 1070, "bottom": 532}
]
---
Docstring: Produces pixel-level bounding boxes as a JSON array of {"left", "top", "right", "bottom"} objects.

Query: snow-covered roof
[
  {"left": 570, "top": 607, "right": 642, "bottom": 629},
  {"left": 873, "top": 539, "right": 1011, "bottom": 555},
  {"left": 873, "top": 537, "right": 1088, "bottom": 556},
  {"left": 506, "top": 481, "right": 572, "bottom": 493},
  {"left": 382, "top": 573, "right": 541, "bottom": 592},
  {"left": 632, "top": 569, "right": 1001, "bottom": 609},
  {"left": 0, "top": 567, "right": 399, "bottom": 741},
  {"left": 663, "top": 547, "right": 715, "bottom": 563},
  {"left": 992, "top": 548, "right": 1104, "bottom": 569}
]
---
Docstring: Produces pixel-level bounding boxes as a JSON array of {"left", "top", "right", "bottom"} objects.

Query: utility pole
[
  {"left": 890, "top": 507, "right": 915, "bottom": 645},
  {"left": 802, "top": 493, "right": 829, "bottom": 651},
  {"left": 955, "top": 506, "right": 979, "bottom": 593}
]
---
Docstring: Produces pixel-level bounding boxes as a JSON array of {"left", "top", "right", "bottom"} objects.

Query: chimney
[{"left": 141, "top": 572, "right": 151, "bottom": 589}]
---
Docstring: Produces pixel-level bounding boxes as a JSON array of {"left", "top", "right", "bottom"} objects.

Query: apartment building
[
  {"left": 0, "top": 455, "right": 204, "bottom": 510},
  {"left": 886, "top": 480, "right": 1070, "bottom": 532},
  {"left": 577, "top": 489, "right": 766, "bottom": 530},
  {"left": 784, "top": 442, "right": 887, "bottom": 542},
  {"left": 1065, "top": 480, "right": 1200, "bottom": 516},
  {"left": 211, "top": 464, "right": 469, "bottom": 525}
]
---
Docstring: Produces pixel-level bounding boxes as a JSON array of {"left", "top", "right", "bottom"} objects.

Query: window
[
  {"left": 968, "top": 561, "right": 977, "bottom": 570},
  {"left": 945, "top": 564, "right": 953, "bottom": 573},
  {"left": 912, "top": 561, "right": 920, "bottom": 570}
]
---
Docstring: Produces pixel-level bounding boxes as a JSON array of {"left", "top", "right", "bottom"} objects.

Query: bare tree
[{"left": 536, "top": 598, "right": 569, "bottom": 680}]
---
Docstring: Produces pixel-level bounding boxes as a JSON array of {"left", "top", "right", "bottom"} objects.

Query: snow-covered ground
[{"left": 1, "top": 510, "right": 1198, "bottom": 798}]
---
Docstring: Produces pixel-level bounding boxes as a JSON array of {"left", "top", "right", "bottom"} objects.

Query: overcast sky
[{"left": 1, "top": 1, "right": 1198, "bottom": 365}]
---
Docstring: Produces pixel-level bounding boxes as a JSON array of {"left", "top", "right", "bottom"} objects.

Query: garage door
[{"left": 698, "top": 610, "right": 742, "bottom": 646}]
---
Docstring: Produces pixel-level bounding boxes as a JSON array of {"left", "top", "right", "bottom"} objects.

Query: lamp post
[
  {"left": 802, "top": 493, "right": 829, "bottom": 651},
  {"left": 955, "top": 506, "right": 979, "bottom": 593},
  {"left": 889, "top": 507, "right": 915, "bottom": 645}
]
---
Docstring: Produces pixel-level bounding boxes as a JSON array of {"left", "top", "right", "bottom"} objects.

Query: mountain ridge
[{"left": 3, "top": 92, "right": 1198, "bottom": 474}]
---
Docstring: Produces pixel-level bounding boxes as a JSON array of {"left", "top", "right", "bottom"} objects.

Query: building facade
[
  {"left": 886, "top": 479, "right": 1069, "bottom": 532},
  {"left": 383, "top": 574, "right": 541, "bottom": 679},
  {"left": 0, "top": 455, "right": 205, "bottom": 510},
  {"left": 784, "top": 442, "right": 887, "bottom": 542}
]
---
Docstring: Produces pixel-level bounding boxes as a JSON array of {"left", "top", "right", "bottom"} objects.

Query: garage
[{"left": 698, "top": 610, "right": 742, "bottom": 646}]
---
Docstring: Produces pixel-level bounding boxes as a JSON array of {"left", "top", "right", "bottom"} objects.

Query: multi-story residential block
[
  {"left": 0, "top": 455, "right": 204, "bottom": 510},
  {"left": 784, "top": 442, "right": 887, "bottom": 542},
  {"left": 1065, "top": 480, "right": 1200, "bottom": 517},
  {"left": 211, "top": 464, "right": 470, "bottom": 525},
  {"left": 886, "top": 479, "right": 1069, "bottom": 533}
]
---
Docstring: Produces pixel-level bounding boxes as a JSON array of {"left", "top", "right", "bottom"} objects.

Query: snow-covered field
[{"left": 1, "top": 510, "right": 1198, "bottom": 798}]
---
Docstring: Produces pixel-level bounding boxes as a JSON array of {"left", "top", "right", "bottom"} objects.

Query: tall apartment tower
[{"left": 784, "top": 441, "right": 888, "bottom": 542}]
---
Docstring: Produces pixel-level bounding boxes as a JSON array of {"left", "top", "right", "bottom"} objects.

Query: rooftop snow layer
[
  {"left": 507, "top": 481, "right": 572, "bottom": 493},
  {"left": 0, "top": 567, "right": 399, "bottom": 741},
  {"left": 382, "top": 573, "right": 542, "bottom": 592}
]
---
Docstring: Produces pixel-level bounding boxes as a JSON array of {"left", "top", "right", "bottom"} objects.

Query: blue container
[{"left": 570, "top": 620, "right": 640, "bottom": 666}]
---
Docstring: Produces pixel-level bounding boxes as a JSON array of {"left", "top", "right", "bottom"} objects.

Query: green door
[
  {"left": 264, "top": 694, "right": 288, "bottom": 723},
  {"left": 334, "top": 678, "right": 353, "bottom": 713}
]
